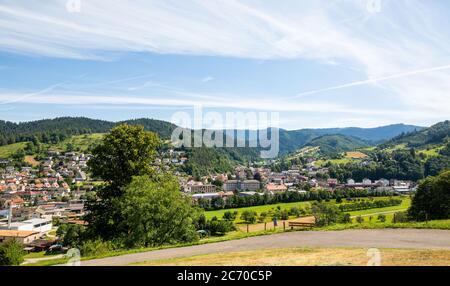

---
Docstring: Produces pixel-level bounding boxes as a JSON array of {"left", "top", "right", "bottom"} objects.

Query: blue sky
[{"left": 0, "top": 0, "right": 449, "bottom": 129}]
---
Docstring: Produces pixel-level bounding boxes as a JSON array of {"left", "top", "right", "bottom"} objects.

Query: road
[{"left": 80, "top": 229, "right": 450, "bottom": 266}]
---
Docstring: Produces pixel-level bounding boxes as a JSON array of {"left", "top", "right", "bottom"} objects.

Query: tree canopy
[
  {"left": 114, "top": 175, "right": 200, "bottom": 247},
  {"left": 408, "top": 171, "right": 450, "bottom": 221}
]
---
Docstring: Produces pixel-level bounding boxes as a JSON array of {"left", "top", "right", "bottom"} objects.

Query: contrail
[
  {"left": 0, "top": 83, "right": 63, "bottom": 105},
  {"left": 291, "top": 64, "right": 450, "bottom": 98}
]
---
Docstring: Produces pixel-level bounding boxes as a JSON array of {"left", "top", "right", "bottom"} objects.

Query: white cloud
[{"left": 201, "top": 76, "right": 214, "bottom": 83}]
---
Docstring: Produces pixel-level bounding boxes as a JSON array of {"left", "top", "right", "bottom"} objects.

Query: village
[{"left": 0, "top": 146, "right": 416, "bottom": 253}]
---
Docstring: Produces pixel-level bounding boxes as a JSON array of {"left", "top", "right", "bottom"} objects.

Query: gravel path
[{"left": 80, "top": 229, "right": 450, "bottom": 266}]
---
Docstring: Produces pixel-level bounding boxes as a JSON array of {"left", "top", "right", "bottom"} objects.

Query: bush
[
  {"left": 280, "top": 210, "right": 289, "bottom": 220},
  {"left": 258, "top": 212, "right": 268, "bottom": 223},
  {"left": 377, "top": 214, "right": 386, "bottom": 222},
  {"left": 207, "top": 220, "right": 236, "bottom": 236},
  {"left": 341, "top": 213, "right": 352, "bottom": 224},
  {"left": 78, "top": 239, "right": 114, "bottom": 257},
  {"left": 289, "top": 207, "right": 304, "bottom": 217},
  {"left": 222, "top": 211, "right": 238, "bottom": 221},
  {"left": 240, "top": 211, "right": 257, "bottom": 224},
  {"left": 0, "top": 239, "right": 25, "bottom": 266},
  {"left": 392, "top": 211, "right": 409, "bottom": 223},
  {"left": 356, "top": 216, "right": 364, "bottom": 224}
]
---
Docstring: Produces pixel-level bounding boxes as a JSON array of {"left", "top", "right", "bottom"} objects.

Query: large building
[
  {"left": 187, "top": 184, "right": 217, "bottom": 194},
  {"left": 223, "top": 180, "right": 238, "bottom": 192},
  {"left": 0, "top": 218, "right": 52, "bottom": 235},
  {"left": 0, "top": 230, "right": 40, "bottom": 244},
  {"left": 240, "top": 180, "right": 260, "bottom": 191}
]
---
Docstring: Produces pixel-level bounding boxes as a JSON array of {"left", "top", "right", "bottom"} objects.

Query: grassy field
[
  {"left": 314, "top": 158, "right": 352, "bottom": 167},
  {"left": 204, "top": 196, "right": 409, "bottom": 222},
  {"left": 0, "top": 133, "right": 104, "bottom": 162},
  {"left": 345, "top": 151, "right": 368, "bottom": 159},
  {"left": 49, "top": 133, "right": 105, "bottom": 152},
  {"left": 134, "top": 247, "right": 450, "bottom": 266},
  {"left": 347, "top": 197, "right": 411, "bottom": 217},
  {"left": 204, "top": 201, "right": 312, "bottom": 221},
  {"left": 0, "top": 142, "right": 27, "bottom": 158},
  {"left": 417, "top": 146, "right": 444, "bottom": 157}
]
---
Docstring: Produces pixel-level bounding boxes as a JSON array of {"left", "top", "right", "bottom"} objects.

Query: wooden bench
[{"left": 288, "top": 221, "right": 315, "bottom": 229}]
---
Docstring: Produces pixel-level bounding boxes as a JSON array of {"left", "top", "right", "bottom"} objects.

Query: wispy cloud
[
  {"left": 0, "top": 0, "right": 449, "bottom": 126},
  {"left": 201, "top": 76, "right": 214, "bottom": 83}
]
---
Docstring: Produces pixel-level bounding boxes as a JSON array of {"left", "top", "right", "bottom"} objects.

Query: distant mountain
[
  {"left": 380, "top": 120, "right": 450, "bottom": 149},
  {"left": 273, "top": 123, "right": 422, "bottom": 155},
  {"left": 305, "top": 134, "right": 370, "bottom": 156},
  {"left": 0, "top": 116, "right": 428, "bottom": 157},
  {"left": 310, "top": 124, "right": 424, "bottom": 143}
]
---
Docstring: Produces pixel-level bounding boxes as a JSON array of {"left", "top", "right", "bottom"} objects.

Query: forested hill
[
  {"left": 380, "top": 120, "right": 450, "bottom": 149},
  {"left": 304, "top": 134, "right": 369, "bottom": 156},
  {"left": 0, "top": 117, "right": 178, "bottom": 146},
  {"left": 0, "top": 117, "right": 430, "bottom": 155}
]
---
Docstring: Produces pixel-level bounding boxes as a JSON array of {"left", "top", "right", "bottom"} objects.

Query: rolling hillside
[
  {"left": 380, "top": 120, "right": 450, "bottom": 149},
  {"left": 304, "top": 134, "right": 370, "bottom": 156}
]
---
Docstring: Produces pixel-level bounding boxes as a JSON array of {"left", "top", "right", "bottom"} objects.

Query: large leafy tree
[
  {"left": 85, "top": 124, "right": 161, "bottom": 240},
  {"left": 114, "top": 175, "right": 200, "bottom": 247},
  {"left": 408, "top": 171, "right": 450, "bottom": 221},
  {"left": 88, "top": 124, "right": 160, "bottom": 190}
]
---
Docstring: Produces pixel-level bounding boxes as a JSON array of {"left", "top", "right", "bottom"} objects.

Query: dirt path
[{"left": 80, "top": 229, "right": 450, "bottom": 266}]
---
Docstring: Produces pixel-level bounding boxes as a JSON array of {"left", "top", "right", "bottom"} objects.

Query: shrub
[
  {"left": 78, "top": 239, "right": 114, "bottom": 257},
  {"left": 258, "top": 212, "right": 268, "bottom": 223},
  {"left": 280, "top": 210, "right": 289, "bottom": 220},
  {"left": 356, "top": 216, "right": 364, "bottom": 224},
  {"left": 0, "top": 239, "right": 25, "bottom": 266},
  {"left": 240, "top": 211, "right": 257, "bottom": 224},
  {"left": 207, "top": 220, "right": 236, "bottom": 236},
  {"left": 341, "top": 213, "right": 352, "bottom": 224},
  {"left": 392, "top": 211, "right": 409, "bottom": 223},
  {"left": 222, "top": 211, "right": 238, "bottom": 221},
  {"left": 377, "top": 214, "right": 386, "bottom": 222}
]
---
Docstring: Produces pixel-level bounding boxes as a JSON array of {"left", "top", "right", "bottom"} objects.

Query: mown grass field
[
  {"left": 49, "top": 133, "right": 105, "bottom": 152},
  {"left": 0, "top": 142, "right": 27, "bottom": 158},
  {"left": 204, "top": 201, "right": 312, "bottom": 221},
  {"left": 134, "top": 247, "right": 450, "bottom": 266},
  {"left": 204, "top": 196, "right": 410, "bottom": 222},
  {"left": 347, "top": 197, "right": 411, "bottom": 217}
]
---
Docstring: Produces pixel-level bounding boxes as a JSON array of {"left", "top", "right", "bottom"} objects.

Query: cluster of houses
[
  {"left": 0, "top": 151, "right": 92, "bottom": 247},
  {"left": 181, "top": 164, "right": 416, "bottom": 201},
  {"left": 154, "top": 149, "right": 188, "bottom": 167}
]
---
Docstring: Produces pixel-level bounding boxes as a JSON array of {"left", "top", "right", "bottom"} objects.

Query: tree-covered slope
[
  {"left": 380, "top": 120, "right": 450, "bottom": 149},
  {"left": 305, "top": 134, "right": 370, "bottom": 156}
]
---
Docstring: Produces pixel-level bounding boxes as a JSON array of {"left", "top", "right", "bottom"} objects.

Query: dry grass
[
  {"left": 135, "top": 247, "right": 450, "bottom": 266},
  {"left": 346, "top": 151, "right": 368, "bottom": 159},
  {"left": 24, "top": 155, "right": 40, "bottom": 167}
]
